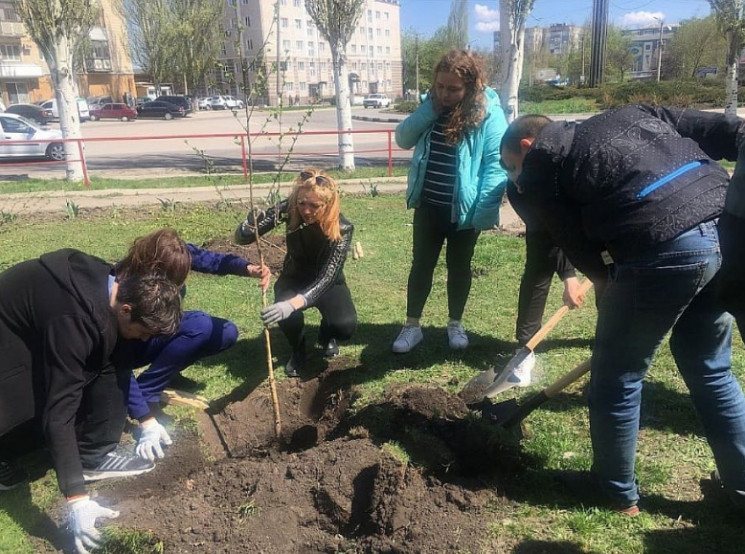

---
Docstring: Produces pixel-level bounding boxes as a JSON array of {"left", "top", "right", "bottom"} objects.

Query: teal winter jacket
[{"left": 395, "top": 87, "right": 508, "bottom": 230}]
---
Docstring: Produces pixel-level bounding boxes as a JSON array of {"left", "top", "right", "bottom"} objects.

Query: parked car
[
  {"left": 5, "top": 103, "right": 51, "bottom": 125},
  {"left": 38, "top": 98, "right": 90, "bottom": 122},
  {"left": 197, "top": 97, "right": 212, "bottom": 110},
  {"left": 0, "top": 113, "right": 64, "bottom": 161},
  {"left": 87, "top": 95, "right": 113, "bottom": 110},
  {"left": 208, "top": 95, "right": 245, "bottom": 110},
  {"left": 154, "top": 95, "right": 192, "bottom": 115},
  {"left": 135, "top": 96, "right": 151, "bottom": 108},
  {"left": 362, "top": 94, "right": 391, "bottom": 109},
  {"left": 89, "top": 102, "right": 138, "bottom": 121},
  {"left": 136, "top": 100, "right": 184, "bottom": 120}
]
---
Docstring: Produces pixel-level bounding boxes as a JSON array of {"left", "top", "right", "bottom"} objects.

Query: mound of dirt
[
  {"left": 202, "top": 234, "right": 287, "bottom": 274},
  {"left": 108, "top": 365, "right": 525, "bottom": 553}
]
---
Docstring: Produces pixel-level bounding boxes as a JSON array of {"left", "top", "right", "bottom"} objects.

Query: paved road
[{"left": 0, "top": 106, "right": 409, "bottom": 181}]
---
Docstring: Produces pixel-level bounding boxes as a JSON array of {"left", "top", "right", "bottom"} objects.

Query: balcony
[
  {"left": 0, "top": 21, "right": 24, "bottom": 37},
  {"left": 0, "top": 63, "right": 42, "bottom": 78},
  {"left": 85, "top": 57, "right": 112, "bottom": 72}
]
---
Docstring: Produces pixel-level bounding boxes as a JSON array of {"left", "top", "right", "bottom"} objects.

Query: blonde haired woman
[{"left": 236, "top": 169, "right": 357, "bottom": 377}]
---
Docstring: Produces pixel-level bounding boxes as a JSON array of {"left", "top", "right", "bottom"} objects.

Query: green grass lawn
[{"left": 0, "top": 194, "right": 743, "bottom": 553}]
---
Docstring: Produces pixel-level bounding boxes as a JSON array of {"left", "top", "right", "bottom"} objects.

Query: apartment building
[
  {"left": 0, "top": 0, "right": 135, "bottom": 106},
  {"left": 219, "top": 0, "right": 402, "bottom": 105},
  {"left": 623, "top": 25, "right": 677, "bottom": 80}
]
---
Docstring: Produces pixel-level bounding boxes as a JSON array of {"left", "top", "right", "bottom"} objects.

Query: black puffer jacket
[
  {"left": 235, "top": 200, "right": 354, "bottom": 305},
  {"left": 519, "top": 104, "right": 745, "bottom": 276}
]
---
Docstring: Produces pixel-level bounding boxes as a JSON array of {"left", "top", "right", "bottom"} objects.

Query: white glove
[
  {"left": 68, "top": 496, "right": 119, "bottom": 554},
  {"left": 135, "top": 419, "right": 172, "bottom": 462}
]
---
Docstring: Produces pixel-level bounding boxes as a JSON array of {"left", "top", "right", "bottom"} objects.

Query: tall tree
[
  {"left": 16, "top": 0, "right": 97, "bottom": 181},
  {"left": 499, "top": 0, "right": 537, "bottom": 121},
  {"left": 446, "top": 0, "right": 469, "bottom": 50},
  {"left": 401, "top": 29, "right": 450, "bottom": 94},
  {"left": 709, "top": 0, "right": 745, "bottom": 115},
  {"left": 125, "top": 0, "right": 176, "bottom": 90},
  {"left": 604, "top": 25, "right": 633, "bottom": 82},
  {"left": 305, "top": 0, "right": 364, "bottom": 171},
  {"left": 665, "top": 16, "right": 727, "bottom": 79},
  {"left": 171, "top": 0, "right": 224, "bottom": 94}
]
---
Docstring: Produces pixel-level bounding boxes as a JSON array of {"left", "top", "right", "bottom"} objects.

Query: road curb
[{"left": 352, "top": 114, "right": 404, "bottom": 123}]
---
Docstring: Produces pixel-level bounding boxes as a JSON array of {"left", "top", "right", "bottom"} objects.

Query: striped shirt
[{"left": 421, "top": 116, "right": 457, "bottom": 207}]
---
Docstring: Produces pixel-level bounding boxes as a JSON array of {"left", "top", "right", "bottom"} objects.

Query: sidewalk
[{"left": 0, "top": 175, "right": 524, "bottom": 231}]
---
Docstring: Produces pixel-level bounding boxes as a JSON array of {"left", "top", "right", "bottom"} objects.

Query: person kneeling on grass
[
  {"left": 235, "top": 169, "right": 357, "bottom": 377},
  {"left": 0, "top": 249, "right": 181, "bottom": 554},
  {"left": 112, "top": 228, "right": 270, "bottom": 462}
]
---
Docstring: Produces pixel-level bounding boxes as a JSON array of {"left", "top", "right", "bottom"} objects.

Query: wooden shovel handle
[
  {"left": 544, "top": 359, "right": 592, "bottom": 398},
  {"left": 524, "top": 279, "right": 594, "bottom": 351}
]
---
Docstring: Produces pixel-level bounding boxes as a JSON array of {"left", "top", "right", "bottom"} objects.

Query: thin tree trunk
[
  {"left": 725, "top": 30, "right": 740, "bottom": 117},
  {"left": 51, "top": 36, "right": 84, "bottom": 182},
  {"left": 499, "top": 0, "right": 525, "bottom": 123},
  {"left": 332, "top": 46, "right": 355, "bottom": 171}
]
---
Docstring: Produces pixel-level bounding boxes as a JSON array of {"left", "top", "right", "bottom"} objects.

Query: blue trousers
[
  {"left": 116, "top": 311, "right": 238, "bottom": 419},
  {"left": 590, "top": 221, "right": 745, "bottom": 507}
]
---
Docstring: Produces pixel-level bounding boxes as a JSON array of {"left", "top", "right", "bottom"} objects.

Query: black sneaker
[
  {"left": 82, "top": 452, "right": 155, "bottom": 483},
  {"left": 321, "top": 338, "right": 339, "bottom": 358},
  {"left": 0, "top": 459, "right": 28, "bottom": 491}
]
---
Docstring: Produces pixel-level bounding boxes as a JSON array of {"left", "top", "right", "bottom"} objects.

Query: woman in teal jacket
[{"left": 392, "top": 49, "right": 508, "bottom": 353}]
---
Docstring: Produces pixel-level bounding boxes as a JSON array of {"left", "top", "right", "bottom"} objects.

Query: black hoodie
[{"left": 0, "top": 249, "right": 117, "bottom": 497}]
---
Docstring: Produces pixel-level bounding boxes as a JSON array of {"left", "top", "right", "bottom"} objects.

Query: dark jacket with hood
[
  {"left": 518, "top": 104, "right": 745, "bottom": 280},
  {"left": 0, "top": 249, "right": 118, "bottom": 497},
  {"left": 235, "top": 200, "right": 353, "bottom": 305}
]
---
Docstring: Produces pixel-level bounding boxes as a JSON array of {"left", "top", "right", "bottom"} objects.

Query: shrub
[{"left": 394, "top": 100, "right": 418, "bottom": 113}]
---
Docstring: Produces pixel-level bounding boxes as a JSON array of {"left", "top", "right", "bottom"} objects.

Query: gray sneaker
[
  {"left": 83, "top": 452, "right": 155, "bottom": 482},
  {"left": 392, "top": 325, "right": 423, "bottom": 353}
]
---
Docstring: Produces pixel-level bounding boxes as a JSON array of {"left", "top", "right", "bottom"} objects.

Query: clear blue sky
[{"left": 399, "top": 0, "right": 713, "bottom": 49}]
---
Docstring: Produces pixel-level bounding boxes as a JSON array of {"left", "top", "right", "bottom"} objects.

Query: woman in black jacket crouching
[{"left": 236, "top": 169, "right": 357, "bottom": 377}]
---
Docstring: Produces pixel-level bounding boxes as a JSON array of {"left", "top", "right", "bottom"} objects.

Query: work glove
[
  {"left": 135, "top": 419, "right": 172, "bottom": 462},
  {"left": 261, "top": 300, "right": 296, "bottom": 325},
  {"left": 68, "top": 495, "right": 119, "bottom": 554}
]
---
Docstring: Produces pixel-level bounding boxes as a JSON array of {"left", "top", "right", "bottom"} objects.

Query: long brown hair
[
  {"left": 433, "top": 49, "right": 487, "bottom": 145},
  {"left": 115, "top": 228, "right": 192, "bottom": 285},
  {"left": 287, "top": 169, "right": 341, "bottom": 241}
]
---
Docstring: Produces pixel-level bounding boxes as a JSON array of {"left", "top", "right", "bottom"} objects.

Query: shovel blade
[
  {"left": 484, "top": 350, "right": 534, "bottom": 399},
  {"left": 459, "top": 366, "right": 501, "bottom": 405},
  {"left": 481, "top": 398, "right": 520, "bottom": 425}
]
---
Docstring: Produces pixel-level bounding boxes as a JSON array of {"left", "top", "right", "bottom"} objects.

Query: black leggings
[
  {"left": 516, "top": 231, "right": 574, "bottom": 345},
  {"left": 274, "top": 277, "right": 357, "bottom": 349},
  {"left": 406, "top": 202, "right": 480, "bottom": 321}
]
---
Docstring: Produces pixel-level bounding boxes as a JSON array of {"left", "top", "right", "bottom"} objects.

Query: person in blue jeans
[
  {"left": 500, "top": 107, "right": 745, "bottom": 514},
  {"left": 112, "top": 229, "right": 270, "bottom": 462}
]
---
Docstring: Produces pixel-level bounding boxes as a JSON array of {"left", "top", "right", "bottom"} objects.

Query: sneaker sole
[{"left": 83, "top": 465, "right": 155, "bottom": 483}]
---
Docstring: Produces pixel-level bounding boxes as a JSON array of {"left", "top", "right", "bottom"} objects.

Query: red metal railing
[{"left": 0, "top": 128, "right": 404, "bottom": 187}]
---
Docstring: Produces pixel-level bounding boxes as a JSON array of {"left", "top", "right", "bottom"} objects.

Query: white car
[
  {"left": 363, "top": 94, "right": 391, "bottom": 108},
  {"left": 0, "top": 113, "right": 65, "bottom": 160},
  {"left": 208, "top": 95, "right": 245, "bottom": 110},
  {"left": 39, "top": 98, "right": 91, "bottom": 122}
]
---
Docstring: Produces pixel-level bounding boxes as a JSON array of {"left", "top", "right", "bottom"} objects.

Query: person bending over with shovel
[
  {"left": 0, "top": 249, "right": 182, "bottom": 554},
  {"left": 112, "top": 228, "right": 270, "bottom": 462},
  {"left": 500, "top": 107, "right": 745, "bottom": 515},
  {"left": 235, "top": 169, "right": 357, "bottom": 378}
]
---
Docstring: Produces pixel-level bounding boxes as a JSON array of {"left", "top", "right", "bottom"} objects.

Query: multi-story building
[
  {"left": 624, "top": 24, "right": 677, "bottom": 80},
  {"left": 0, "top": 0, "right": 135, "bottom": 106},
  {"left": 218, "top": 0, "right": 402, "bottom": 105},
  {"left": 547, "top": 23, "right": 582, "bottom": 55}
]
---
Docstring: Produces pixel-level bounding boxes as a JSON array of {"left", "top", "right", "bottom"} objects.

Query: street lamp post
[{"left": 655, "top": 18, "right": 664, "bottom": 83}]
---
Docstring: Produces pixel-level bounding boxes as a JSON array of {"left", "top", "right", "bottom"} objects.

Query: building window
[
  {"left": 377, "top": 46, "right": 382, "bottom": 54},
  {"left": 376, "top": 28, "right": 381, "bottom": 37},
  {"left": 361, "top": 62, "right": 366, "bottom": 71},
  {"left": 241, "top": 0, "right": 248, "bottom": 4},
  {"left": 377, "top": 63, "right": 382, "bottom": 71},
  {"left": 246, "top": 38, "right": 253, "bottom": 50},
  {"left": 0, "top": 44, "right": 20, "bottom": 61},
  {"left": 385, "top": 46, "right": 390, "bottom": 54},
  {"left": 367, "top": 28, "right": 373, "bottom": 40},
  {"left": 384, "top": 12, "right": 389, "bottom": 20},
  {"left": 297, "top": 61, "right": 305, "bottom": 70},
  {"left": 280, "top": 0, "right": 286, "bottom": 4},
  {"left": 367, "top": 9, "right": 372, "bottom": 21},
  {"left": 351, "top": 44, "right": 356, "bottom": 54},
  {"left": 300, "top": 82, "right": 307, "bottom": 91},
  {"left": 376, "top": 10, "right": 380, "bottom": 19},
  {"left": 244, "top": 16, "right": 250, "bottom": 26},
  {"left": 283, "top": 39, "right": 291, "bottom": 50},
  {"left": 368, "top": 45, "right": 374, "bottom": 55},
  {"left": 385, "top": 29, "right": 390, "bottom": 37},
  {"left": 281, "top": 17, "right": 288, "bottom": 28},
  {"left": 385, "top": 62, "right": 390, "bottom": 71},
  {"left": 221, "top": 43, "right": 227, "bottom": 56},
  {"left": 285, "top": 82, "right": 294, "bottom": 91},
  {"left": 293, "top": 0, "right": 301, "bottom": 6},
  {"left": 1, "top": 7, "right": 20, "bottom": 21},
  {"left": 309, "top": 62, "right": 316, "bottom": 77},
  {"left": 296, "top": 40, "right": 303, "bottom": 50},
  {"left": 319, "top": 42, "right": 325, "bottom": 52},
  {"left": 295, "top": 19, "right": 302, "bottom": 29}
]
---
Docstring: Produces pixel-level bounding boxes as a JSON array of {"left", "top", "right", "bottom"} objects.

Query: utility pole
[
  {"left": 656, "top": 19, "right": 664, "bottom": 83},
  {"left": 276, "top": 1, "right": 281, "bottom": 107},
  {"left": 589, "top": 0, "right": 608, "bottom": 87},
  {"left": 581, "top": 33, "right": 586, "bottom": 86}
]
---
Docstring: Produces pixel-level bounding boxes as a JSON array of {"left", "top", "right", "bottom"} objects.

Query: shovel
[
  {"left": 481, "top": 358, "right": 591, "bottom": 429},
  {"left": 460, "top": 278, "right": 593, "bottom": 405}
]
